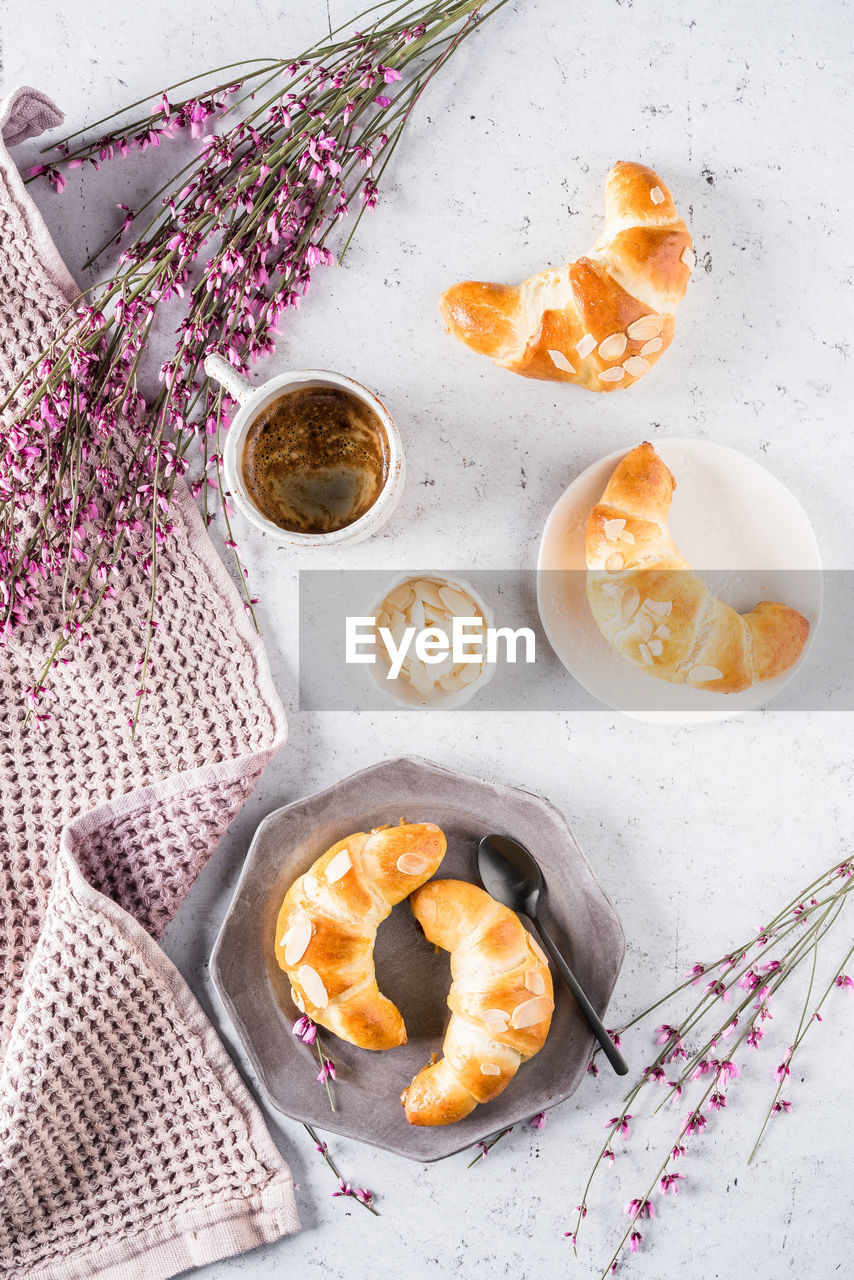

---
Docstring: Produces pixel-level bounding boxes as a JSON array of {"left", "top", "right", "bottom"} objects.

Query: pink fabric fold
[{"left": 0, "top": 87, "right": 299, "bottom": 1278}]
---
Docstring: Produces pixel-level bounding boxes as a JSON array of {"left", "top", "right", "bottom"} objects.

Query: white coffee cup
[{"left": 205, "top": 353, "right": 406, "bottom": 547}]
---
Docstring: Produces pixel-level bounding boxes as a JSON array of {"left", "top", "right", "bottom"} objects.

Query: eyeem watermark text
[{"left": 346, "top": 616, "right": 537, "bottom": 680}]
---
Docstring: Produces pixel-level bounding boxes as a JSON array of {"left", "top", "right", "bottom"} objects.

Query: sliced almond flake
[
  {"left": 620, "top": 586, "right": 640, "bottom": 624},
  {"left": 575, "top": 333, "right": 597, "bottom": 360},
  {"left": 482, "top": 1008, "right": 510, "bottom": 1034},
  {"left": 638, "top": 641, "right": 654, "bottom": 665},
  {"left": 408, "top": 659, "right": 435, "bottom": 694},
  {"left": 386, "top": 581, "right": 415, "bottom": 610},
  {"left": 598, "top": 332, "right": 627, "bottom": 360},
  {"left": 326, "top": 848, "right": 352, "bottom": 882},
  {"left": 654, "top": 623, "right": 671, "bottom": 638},
  {"left": 636, "top": 612, "right": 654, "bottom": 641},
  {"left": 600, "top": 581, "right": 621, "bottom": 597},
  {"left": 688, "top": 664, "right": 724, "bottom": 683},
  {"left": 603, "top": 517, "right": 626, "bottom": 541},
  {"left": 291, "top": 986, "right": 305, "bottom": 1013},
  {"left": 605, "top": 553, "right": 624, "bottom": 571},
  {"left": 527, "top": 935, "right": 549, "bottom": 966},
  {"left": 414, "top": 578, "right": 446, "bottom": 610},
  {"left": 648, "top": 638, "right": 664, "bottom": 656},
  {"left": 681, "top": 245, "right": 696, "bottom": 269},
  {"left": 626, "top": 315, "right": 662, "bottom": 341},
  {"left": 480, "top": 1062, "right": 501, "bottom": 1076},
  {"left": 650, "top": 185, "right": 666, "bottom": 205},
  {"left": 297, "top": 964, "right": 328, "bottom": 1009},
  {"left": 525, "top": 970, "right": 546, "bottom": 995},
  {"left": 397, "top": 852, "right": 428, "bottom": 876},
  {"left": 640, "top": 336, "right": 664, "bottom": 357},
  {"left": 548, "top": 348, "right": 575, "bottom": 374},
  {"left": 511, "top": 995, "right": 554, "bottom": 1030},
  {"left": 439, "top": 584, "right": 478, "bottom": 617},
  {"left": 458, "top": 662, "right": 483, "bottom": 687},
  {"left": 623, "top": 356, "right": 651, "bottom": 378},
  {"left": 643, "top": 598, "right": 673, "bottom": 616},
  {"left": 407, "top": 595, "right": 426, "bottom": 633},
  {"left": 599, "top": 366, "right": 626, "bottom": 383},
  {"left": 439, "top": 670, "right": 461, "bottom": 691},
  {"left": 283, "top": 913, "right": 313, "bottom": 967}
]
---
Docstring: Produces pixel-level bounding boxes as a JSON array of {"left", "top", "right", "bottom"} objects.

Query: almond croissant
[{"left": 439, "top": 161, "right": 693, "bottom": 390}]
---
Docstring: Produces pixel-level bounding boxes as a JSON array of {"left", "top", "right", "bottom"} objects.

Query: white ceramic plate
[{"left": 536, "top": 438, "right": 822, "bottom": 724}]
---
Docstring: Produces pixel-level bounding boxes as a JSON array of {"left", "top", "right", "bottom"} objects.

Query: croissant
[
  {"left": 439, "top": 161, "right": 693, "bottom": 391},
  {"left": 585, "top": 442, "right": 810, "bottom": 692},
  {"left": 275, "top": 821, "right": 447, "bottom": 1050},
  {"left": 401, "top": 880, "right": 554, "bottom": 1126}
]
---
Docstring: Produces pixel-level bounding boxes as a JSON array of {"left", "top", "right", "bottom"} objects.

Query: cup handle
[{"left": 204, "top": 352, "right": 254, "bottom": 405}]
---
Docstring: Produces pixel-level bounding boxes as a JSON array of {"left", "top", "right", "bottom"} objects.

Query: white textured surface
[{"left": 3, "top": 1, "right": 854, "bottom": 1278}]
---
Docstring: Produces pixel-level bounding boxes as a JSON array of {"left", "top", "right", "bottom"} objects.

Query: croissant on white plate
[
  {"left": 439, "top": 161, "right": 693, "bottom": 390},
  {"left": 401, "top": 880, "right": 554, "bottom": 1126},
  {"left": 275, "top": 821, "right": 447, "bottom": 1050},
  {"left": 585, "top": 442, "right": 810, "bottom": 692}
]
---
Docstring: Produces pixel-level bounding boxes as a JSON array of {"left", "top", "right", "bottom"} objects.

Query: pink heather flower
[
  {"left": 685, "top": 964, "right": 705, "bottom": 984},
  {"left": 373, "top": 94, "right": 392, "bottom": 107},
  {"left": 625, "top": 1199, "right": 655, "bottom": 1220},
  {"left": 835, "top": 974, "right": 854, "bottom": 990},
  {"left": 747, "top": 1027, "right": 765, "bottom": 1047},
  {"left": 292, "top": 1016, "right": 317, "bottom": 1046},
  {"left": 379, "top": 64, "right": 402, "bottom": 83},
  {"left": 333, "top": 1178, "right": 373, "bottom": 1206},
  {"left": 606, "top": 1029, "right": 622, "bottom": 1049},
  {"left": 587, "top": 1059, "right": 599, "bottom": 1077},
  {"left": 575, "top": 1203, "right": 588, "bottom": 1218},
  {"left": 607, "top": 1115, "right": 632, "bottom": 1139},
  {"left": 317, "top": 1058, "right": 336, "bottom": 1084},
  {"left": 773, "top": 1099, "right": 793, "bottom": 1114},
  {"left": 707, "top": 1091, "right": 727, "bottom": 1112},
  {"left": 774, "top": 1062, "right": 790, "bottom": 1083},
  {"left": 719, "top": 1059, "right": 739, "bottom": 1081},
  {"left": 762, "top": 959, "right": 782, "bottom": 973},
  {"left": 705, "top": 979, "right": 730, "bottom": 1002},
  {"left": 738, "top": 969, "right": 762, "bottom": 991},
  {"left": 691, "top": 1059, "right": 713, "bottom": 1080},
  {"left": 655, "top": 1024, "right": 681, "bottom": 1045},
  {"left": 643, "top": 1065, "right": 668, "bottom": 1086},
  {"left": 722, "top": 1016, "right": 739, "bottom": 1039},
  {"left": 667, "top": 1081, "right": 683, "bottom": 1099},
  {"left": 529, "top": 1112, "right": 547, "bottom": 1129},
  {"left": 659, "top": 1173, "right": 684, "bottom": 1196},
  {"left": 601, "top": 1148, "right": 615, "bottom": 1164},
  {"left": 686, "top": 1112, "right": 707, "bottom": 1136},
  {"left": 670, "top": 1143, "right": 687, "bottom": 1160},
  {"left": 630, "top": 1230, "right": 643, "bottom": 1253}
]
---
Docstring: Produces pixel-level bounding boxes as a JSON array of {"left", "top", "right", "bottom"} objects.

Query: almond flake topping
[
  {"left": 511, "top": 995, "right": 554, "bottom": 1030},
  {"left": 636, "top": 612, "right": 654, "bottom": 641},
  {"left": 599, "top": 366, "right": 626, "bottom": 383},
  {"left": 397, "top": 852, "right": 428, "bottom": 876},
  {"left": 291, "top": 986, "right": 305, "bottom": 1013},
  {"left": 598, "top": 332, "right": 627, "bottom": 360},
  {"left": 626, "top": 315, "right": 662, "bottom": 341},
  {"left": 576, "top": 333, "right": 597, "bottom": 359},
  {"left": 483, "top": 1008, "right": 510, "bottom": 1033},
  {"left": 648, "top": 638, "right": 664, "bottom": 656},
  {"left": 654, "top": 623, "right": 671, "bottom": 638},
  {"left": 638, "top": 641, "right": 654, "bottom": 665},
  {"left": 603, "top": 517, "right": 626, "bottom": 541},
  {"left": 640, "top": 336, "right": 663, "bottom": 356},
  {"left": 548, "top": 348, "right": 575, "bottom": 374},
  {"left": 650, "top": 186, "right": 665, "bottom": 205},
  {"left": 688, "top": 664, "right": 724, "bottom": 683},
  {"left": 297, "top": 964, "right": 328, "bottom": 1009},
  {"left": 525, "top": 969, "right": 546, "bottom": 995},
  {"left": 605, "top": 553, "right": 624, "bottom": 572},
  {"left": 620, "top": 587, "right": 640, "bottom": 624},
  {"left": 527, "top": 934, "right": 549, "bottom": 966},
  {"left": 643, "top": 598, "right": 673, "bottom": 616},
  {"left": 681, "top": 245, "right": 696, "bottom": 269},
  {"left": 480, "top": 1062, "right": 501, "bottom": 1076},
  {"left": 623, "top": 356, "right": 651, "bottom": 378},
  {"left": 283, "top": 914, "right": 313, "bottom": 967},
  {"left": 326, "top": 848, "right": 352, "bottom": 882}
]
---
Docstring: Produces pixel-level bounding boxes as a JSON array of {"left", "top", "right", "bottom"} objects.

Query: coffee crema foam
[{"left": 241, "top": 386, "right": 388, "bottom": 535}]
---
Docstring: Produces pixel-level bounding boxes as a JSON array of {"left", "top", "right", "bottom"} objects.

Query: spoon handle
[{"left": 535, "top": 919, "right": 629, "bottom": 1076}]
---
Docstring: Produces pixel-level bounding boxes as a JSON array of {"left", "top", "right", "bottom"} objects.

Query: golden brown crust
[
  {"left": 439, "top": 161, "right": 692, "bottom": 391},
  {"left": 584, "top": 443, "right": 810, "bottom": 691},
  {"left": 401, "top": 880, "right": 553, "bottom": 1127},
  {"left": 275, "top": 822, "right": 447, "bottom": 1050}
]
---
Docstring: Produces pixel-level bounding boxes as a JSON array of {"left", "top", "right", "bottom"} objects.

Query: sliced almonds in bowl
[{"left": 367, "top": 574, "right": 495, "bottom": 709}]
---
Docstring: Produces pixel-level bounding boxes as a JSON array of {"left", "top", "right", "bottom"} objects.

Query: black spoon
[{"left": 477, "top": 833, "right": 629, "bottom": 1076}]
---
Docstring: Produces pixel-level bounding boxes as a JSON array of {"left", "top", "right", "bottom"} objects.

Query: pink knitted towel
[{"left": 0, "top": 88, "right": 299, "bottom": 1279}]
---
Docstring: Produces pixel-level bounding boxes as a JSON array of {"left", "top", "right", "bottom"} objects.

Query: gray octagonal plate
[{"left": 211, "top": 756, "right": 626, "bottom": 1161}]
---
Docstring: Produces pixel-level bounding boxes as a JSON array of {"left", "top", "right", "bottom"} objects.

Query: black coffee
[{"left": 241, "top": 385, "right": 388, "bottom": 535}]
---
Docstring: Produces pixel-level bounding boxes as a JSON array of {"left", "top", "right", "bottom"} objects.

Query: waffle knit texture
[{"left": 0, "top": 87, "right": 299, "bottom": 1279}]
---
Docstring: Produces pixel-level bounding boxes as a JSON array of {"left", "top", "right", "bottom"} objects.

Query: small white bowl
[
  {"left": 366, "top": 574, "right": 496, "bottom": 710},
  {"left": 205, "top": 353, "right": 405, "bottom": 548}
]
